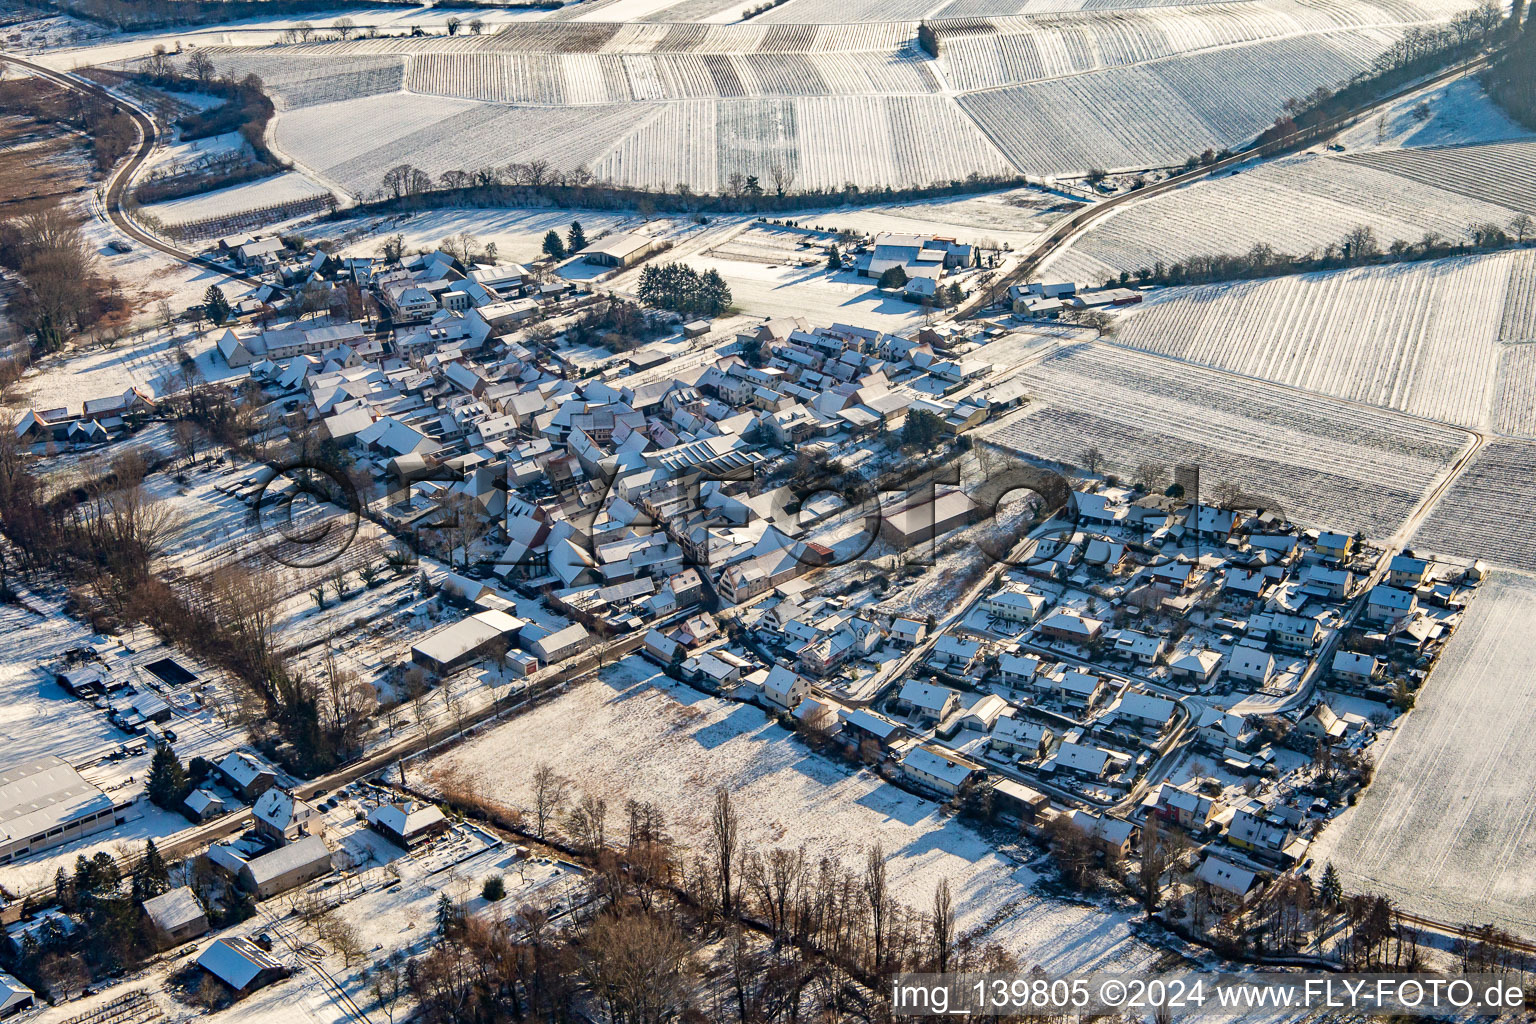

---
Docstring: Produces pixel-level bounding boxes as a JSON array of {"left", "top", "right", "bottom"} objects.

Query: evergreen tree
[
  {"left": 826, "top": 245, "right": 842, "bottom": 272},
  {"left": 1318, "top": 862, "right": 1343, "bottom": 906},
  {"left": 743, "top": 175, "right": 763, "bottom": 196},
  {"left": 435, "top": 892, "right": 461, "bottom": 936},
  {"left": 132, "top": 840, "right": 171, "bottom": 902},
  {"left": 566, "top": 220, "right": 587, "bottom": 253},
  {"left": 902, "top": 408, "right": 944, "bottom": 448},
  {"left": 54, "top": 867, "right": 76, "bottom": 912},
  {"left": 542, "top": 230, "right": 566, "bottom": 260},
  {"left": 202, "top": 285, "right": 231, "bottom": 326},
  {"left": 146, "top": 744, "right": 188, "bottom": 811},
  {"left": 878, "top": 265, "right": 908, "bottom": 289}
]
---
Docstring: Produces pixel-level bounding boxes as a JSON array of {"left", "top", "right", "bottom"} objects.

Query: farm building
[
  {"left": 141, "top": 886, "right": 209, "bottom": 949},
  {"left": 580, "top": 233, "right": 655, "bottom": 269},
  {"left": 0, "top": 972, "right": 34, "bottom": 1020},
  {"left": 0, "top": 756, "right": 124, "bottom": 866},
  {"left": 879, "top": 490, "right": 976, "bottom": 549},
  {"left": 412, "top": 610, "right": 526, "bottom": 673},
  {"left": 198, "top": 937, "right": 289, "bottom": 994},
  {"left": 369, "top": 800, "right": 450, "bottom": 848},
  {"left": 211, "top": 834, "right": 333, "bottom": 898}
]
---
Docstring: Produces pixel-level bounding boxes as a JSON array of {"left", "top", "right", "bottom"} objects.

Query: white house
[
  {"left": 1331, "top": 650, "right": 1378, "bottom": 686},
  {"left": 762, "top": 664, "right": 810, "bottom": 710},
  {"left": 1227, "top": 646, "right": 1274, "bottom": 685},
  {"left": 1367, "top": 585, "right": 1417, "bottom": 623}
]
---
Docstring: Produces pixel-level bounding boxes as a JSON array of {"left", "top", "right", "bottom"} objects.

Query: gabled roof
[{"left": 198, "top": 937, "right": 286, "bottom": 991}]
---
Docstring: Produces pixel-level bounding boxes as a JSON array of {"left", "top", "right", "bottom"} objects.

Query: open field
[
  {"left": 1112, "top": 252, "right": 1527, "bottom": 428},
  {"left": 981, "top": 341, "right": 1471, "bottom": 536},
  {"left": 1309, "top": 571, "right": 1536, "bottom": 934},
  {"left": 1413, "top": 439, "right": 1536, "bottom": 569},
  {"left": 1037, "top": 152, "right": 1532, "bottom": 285},
  {"left": 424, "top": 656, "right": 1166, "bottom": 973},
  {"left": 930, "top": 0, "right": 1471, "bottom": 92},
  {"left": 1494, "top": 344, "right": 1536, "bottom": 436},
  {"left": 1333, "top": 76, "right": 1533, "bottom": 151}
]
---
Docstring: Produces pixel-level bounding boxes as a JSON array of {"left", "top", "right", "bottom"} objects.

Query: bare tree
[
  {"left": 1080, "top": 445, "right": 1102, "bottom": 475},
  {"left": 532, "top": 764, "right": 570, "bottom": 839},
  {"left": 332, "top": 16, "right": 356, "bottom": 39},
  {"left": 931, "top": 877, "right": 954, "bottom": 972},
  {"left": 769, "top": 163, "right": 795, "bottom": 196},
  {"left": 710, "top": 786, "right": 739, "bottom": 916}
]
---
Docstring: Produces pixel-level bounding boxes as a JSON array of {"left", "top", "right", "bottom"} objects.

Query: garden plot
[
  {"left": 1413, "top": 440, "right": 1536, "bottom": 570},
  {"left": 1340, "top": 138, "right": 1536, "bottom": 215},
  {"left": 424, "top": 657, "right": 1164, "bottom": 973},
  {"left": 960, "top": 31, "right": 1386, "bottom": 175},
  {"left": 1309, "top": 572, "right": 1536, "bottom": 934},
  {"left": 1037, "top": 152, "right": 1529, "bottom": 284},
  {"left": 980, "top": 341, "right": 1470, "bottom": 536},
  {"left": 140, "top": 170, "right": 330, "bottom": 226},
  {"left": 1112, "top": 252, "right": 1521, "bottom": 427}
]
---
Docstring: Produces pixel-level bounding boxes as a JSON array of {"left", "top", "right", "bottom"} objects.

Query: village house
[
  {"left": 1366, "top": 584, "right": 1418, "bottom": 623},
  {"left": 216, "top": 751, "right": 279, "bottom": 802},
  {"left": 761, "top": 664, "right": 810, "bottom": 710},
  {"left": 894, "top": 680, "right": 961, "bottom": 723},
  {"left": 141, "top": 887, "right": 209, "bottom": 950},
  {"left": 1331, "top": 650, "right": 1378, "bottom": 686},
  {"left": 1296, "top": 703, "right": 1348, "bottom": 744},
  {"left": 1035, "top": 610, "right": 1104, "bottom": 645},
  {"left": 368, "top": 800, "right": 450, "bottom": 848},
  {"left": 900, "top": 746, "right": 982, "bottom": 797},
  {"left": 1226, "top": 645, "right": 1274, "bottom": 686},
  {"left": 1067, "top": 809, "right": 1138, "bottom": 858},
  {"left": 252, "top": 789, "right": 325, "bottom": 844},
  {"left": 1169, "top": 648, "right": 1223, "bottom": 686},
  {"left": 989, "top": 714, "right": 1054, "bottom": 759}
]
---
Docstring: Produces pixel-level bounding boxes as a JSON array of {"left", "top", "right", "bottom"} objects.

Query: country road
[
  {"left": 0, "top": 51, "right": 264, "bottom": 285},
  {"left": 955, "top": 52, "right": 1492, "bottom": 317}
]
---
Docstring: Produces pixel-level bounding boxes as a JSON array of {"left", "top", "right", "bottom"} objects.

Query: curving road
[{"left": 0, "top": 51, "right": 264, "bottom": 286}]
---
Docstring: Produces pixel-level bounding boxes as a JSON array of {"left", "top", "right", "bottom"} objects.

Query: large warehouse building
[{"left": 0, "top": 756, "right": 124, "bottom": 866}]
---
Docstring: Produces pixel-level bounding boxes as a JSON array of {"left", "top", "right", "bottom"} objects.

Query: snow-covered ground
[
  {"left": 1310, "top": 571, "right": 1536, "bottom": 934},
  {"left": 1334, "top": 76, "right": 1534, "bottom": 153},
  {"left": 424, "top": 656, "right": 1165, "bottom": 973},
  {"left": 1111, "top": 251, "right": 1529, "bottom": 429},
  {"left": 312, "top": 206, "right": 646, "bottom": 266},
  {"left": 981, "top": 340, "right": 1472, "bottom": 539},
  {"left": 140, "top": 171, "right": 332, "bottom": 227}
]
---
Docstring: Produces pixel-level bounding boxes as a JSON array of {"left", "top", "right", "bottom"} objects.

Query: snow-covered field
[
  {"left": 424, "top": 657, "right": 1164, "bottom": 972},
  {"left": 200, "top": 0, "right": 1488, "bottom": 195},
  {"left": 958, "top": 31, "right": 1395, "bottom": 176},
  {"left": 981, "top": 341, "right": 1472, "bottom": 537},
  {"left": 314, "top": 206, "right": 646, "bottom": 264},
  {"left": 1038, "top": 153, "right": 1532, "bottom": 286},
  {"left": 1340, "top": 138, "right": 1536, "bottom": 215},
  {"left": 1309, "top": 571, "right": 1536, "bottom": 934},
  {"left": 140, "top": 171, "right": 331, "bottom": 226},
  {"left": 1333, "top": 76, "right": 1534, "bottom": 152},
  {"left": 1414, "top": 439, "right": 1536, "bottom": 571},
  {"left": 1111, "top": 252, "right": 1529, "bottom": 428}
]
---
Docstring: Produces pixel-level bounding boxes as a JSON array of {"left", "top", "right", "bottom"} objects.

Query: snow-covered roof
[
  {"left": 142, "top": 886, "right": 205, "bottom": 933},
  {"left": 368, "top": 800, "right": 446, "bottom": 840},
  {"left": 197, "top": 937, "right": 285, "bottom": 991},
  {"left": 1196, "top": 855, "right": 1256, "bottom": 896}
]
